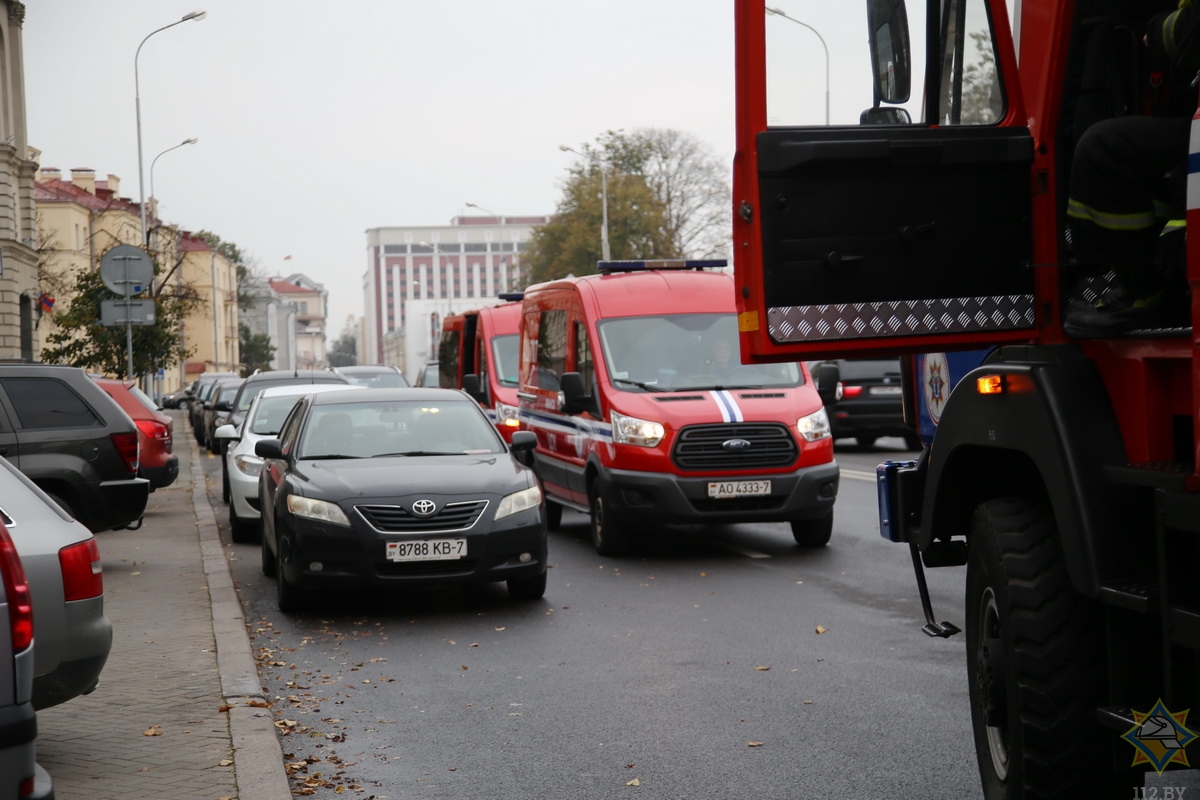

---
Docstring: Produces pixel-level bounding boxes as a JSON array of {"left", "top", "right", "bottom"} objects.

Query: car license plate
[
  {"left": 385, "top": 539, "right": 467, "bottom": 562},
  {"left": 869, "top": 385, "right": 902, "bottom": 395},
  {"left": 708, "top": 480, "right": 771, "bottom": 499}
]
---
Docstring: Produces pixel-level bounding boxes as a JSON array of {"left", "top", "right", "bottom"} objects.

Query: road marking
[{"left": 842, "top": 468, "right": 876, "bottom": 483}]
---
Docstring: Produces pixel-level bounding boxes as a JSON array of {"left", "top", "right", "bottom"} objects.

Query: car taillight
[
  {"left": 111, "top": 431, "right": 140, "bottom": 474},
  {"left": 59, "top": 539, "right": 103, "bottom": 602},
  {"left": 841, "top": 385, "right": 864, "bottom": 398},
  {"left": 0, "top": 523, "right": 33, "bottom": 653}
]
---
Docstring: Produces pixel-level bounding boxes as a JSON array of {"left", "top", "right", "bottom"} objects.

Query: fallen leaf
[
  {"left": 748, "top": 741, "right": 764, "bottom": 747},
  {"left": 219, "top": 759, "right": 233, "bottom": 766},
  {"left": 143, "top": 725, "right": 163, "bottom": 737},
  {"left": 495, "top": 627, "right": 506, "bottom": 631},
  {"left": 627, "top": 778, "right": 641, "bottom": 786},
  {"left": 753, "top": 665, "right": 771, "bottom": 671},
  {"left": 804, "top": 700, "right": 814, "bottom": 705},
  {"left": 815, "top": 625, "right": 827, "bottom": 634}
]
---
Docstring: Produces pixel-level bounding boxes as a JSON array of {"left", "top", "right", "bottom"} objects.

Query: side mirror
[
  {"left": 255, "top": 438, "right": 283, "bottom": 459},
  {"left": 866, "top": 0, "right": 912, "bottom": 106},
  {"left": 559, "top": 372, "right": 589, "bottom": 416},
  {"left": 509, "top": 430, "right": 537, "bottom": 453},
  {"left": 214, "top": 424, "right": 239, "bottom": 441},
  {"left": 462, "top": 373, "right": 488, "bottom": 405},
  {"left": 814, "top": 363, "right": 842, "bottom": 405},
  {"left": 214, "top": 400, "right": 232, "bottom": 412}
]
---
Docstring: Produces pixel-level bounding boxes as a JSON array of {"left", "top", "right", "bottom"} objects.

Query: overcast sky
[{"left": 24, "top": 1, "right": 783, "bottom": 335}]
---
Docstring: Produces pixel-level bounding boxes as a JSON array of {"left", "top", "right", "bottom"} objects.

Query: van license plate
[
  {"left": 386, "top": 539, "right": 467, "bottom": 561},
  {"left": 708, "top": 480, "right": 771, "bottom": 498}
]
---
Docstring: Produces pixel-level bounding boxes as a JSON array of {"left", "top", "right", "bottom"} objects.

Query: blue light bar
[
  {"left": 597, "top": 259, "right": 728, "bottom": 274},
  {"left": 497, "top": 292, "right": 524, "bottom": 302}
]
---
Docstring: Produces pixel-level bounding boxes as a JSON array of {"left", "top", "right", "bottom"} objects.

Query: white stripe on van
[{"left": 710, "top": 390, "right": 744, "bottom": 423}]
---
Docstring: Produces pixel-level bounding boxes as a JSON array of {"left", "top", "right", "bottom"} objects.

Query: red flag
[
  {"left": 283, "top": 254, "right": 292, "bottom": 261},
  {"left": 38, "top": 293, "right": 54, "bottom": 314}
]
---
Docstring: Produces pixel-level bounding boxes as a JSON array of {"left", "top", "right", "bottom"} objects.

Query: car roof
[
  {"left": 309, "top": 387, "right": 468, "bottom": 405},
  {"left": 245, "top": 369, "right": 345, "bottom": 382},
  {"left": 335, "top": 365, "right": 399, "bottom": 374},
  {"left": 257, "top": 383, "right": 362, "bottom": 399}
]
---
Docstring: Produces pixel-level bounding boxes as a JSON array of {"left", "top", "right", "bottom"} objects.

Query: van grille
[
  {"left": 671, "top": 423, "right": 798, "bottom": 471},
  {"left": 355, "top": 500, "right": 488, "bottom": 532}
]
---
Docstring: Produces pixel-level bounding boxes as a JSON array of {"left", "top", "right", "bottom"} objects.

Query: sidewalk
[{"left": 34, "top": 414, "right": 291, "bottom": 800}]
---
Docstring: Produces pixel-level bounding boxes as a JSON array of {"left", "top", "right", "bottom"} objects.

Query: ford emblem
[
  {"left": 410, "top": 499, "right": 438, "bottom": 517},
  {"left": 722, "top": 438, "right": 752, "bottom": 451}
]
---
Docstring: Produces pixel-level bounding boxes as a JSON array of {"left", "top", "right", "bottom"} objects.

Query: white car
[{"left": 216, "top": 383, "right": 360, "bottom": 543}]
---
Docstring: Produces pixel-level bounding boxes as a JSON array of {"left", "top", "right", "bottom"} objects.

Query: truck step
[{"left": 1098, "top": 581, "right": 1155, "bottom": 612}]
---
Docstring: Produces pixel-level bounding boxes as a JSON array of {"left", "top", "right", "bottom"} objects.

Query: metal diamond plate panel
[{"left": 766, "top": 295, "right": 1036, "bottom": 343}]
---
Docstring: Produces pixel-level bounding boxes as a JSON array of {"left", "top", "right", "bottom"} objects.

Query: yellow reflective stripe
[
  {"left": 1162, "top": 218, "right": 1187, "bottom": 234},
  {"left": 1067, "top": 199, "right": 1158, "bottom": 231}
]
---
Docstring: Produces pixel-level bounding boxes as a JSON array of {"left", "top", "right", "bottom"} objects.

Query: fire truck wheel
[
  {"left": 588, "top": 477, "right": 630, "bottom": 557},
  {"left": 545, "top": 500, "right": 562, "bottom": 531},
  {"left": 965, "top": 495, "right": 1115, "bottom": 800},
  {"left": 790, "top": 512, "right": 833, "bottom": 546}
]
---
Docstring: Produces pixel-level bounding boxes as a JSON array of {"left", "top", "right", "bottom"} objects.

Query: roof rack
[{"left": 597, "top": 259, "right": 728, "bottom": 274}]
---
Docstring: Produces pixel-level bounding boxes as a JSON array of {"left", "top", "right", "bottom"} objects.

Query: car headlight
[
  {"left": 232, "top": 453, "right": 264, "bottom": 478},
  {"left": 286, "top": 495, "right": 351, "bottom": 527},
  {"left": 495, "top": 484, "right": 542, "bottom": 521},
  {"left": 497, "top": 402, "right": 521, "bottom": 429},
  {"left": 797, "top": 407, "right": 831, "bottom": 442},
  {"left": 611, "top": 411, "right": 664, "bottom": 447}
]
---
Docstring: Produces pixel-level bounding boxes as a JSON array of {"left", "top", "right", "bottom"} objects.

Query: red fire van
[
  {"left": 517, "top": 260, "right": 840, "bottom": 555},
  {"left": 438, "top": 294, "right": 523, "bottom": 442}
]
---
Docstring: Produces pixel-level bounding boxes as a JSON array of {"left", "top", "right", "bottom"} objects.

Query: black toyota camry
[{"left": 255, "top": 387, "right": 547, "bottom": 612}]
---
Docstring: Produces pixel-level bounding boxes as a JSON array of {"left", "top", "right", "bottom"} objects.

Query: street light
[
  {"left": 558, "top": 144, "right": 611, "bottom": 261},
  {"left": 766, "top": 6, "right": 830, "bottom": 126},
  {"left": 465, "top": 202, "right": 502, "bottom": 224},
  {"left": 149, "top": 137, "right": 198, "bottom": 216},
  {"left": 135, "top": 10, "right": 207, "bottom": 246}
]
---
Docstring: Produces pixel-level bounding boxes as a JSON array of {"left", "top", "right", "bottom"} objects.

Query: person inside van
[{"left": 707, "top": 338, "right": 735, "bottom": 376}]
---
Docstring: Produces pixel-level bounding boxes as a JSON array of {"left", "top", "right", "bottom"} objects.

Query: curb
[{"left": 189, "top": 438, "right": 292, "bottom": 800}]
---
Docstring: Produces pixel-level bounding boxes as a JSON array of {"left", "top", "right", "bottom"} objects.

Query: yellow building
[{"left": 179, "top": 231, "right": 240, "bottom": 385}]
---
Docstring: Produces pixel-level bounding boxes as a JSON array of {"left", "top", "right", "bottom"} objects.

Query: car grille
[
  {"left": 671, "top": 423, "right": 798, "bottom": 471},
  {"left": 355, "top": 500, "right": 488, "bottom": 533}
]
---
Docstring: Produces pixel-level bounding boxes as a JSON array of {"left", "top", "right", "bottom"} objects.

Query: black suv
[
  {"left": 809, "top": 358, "right": 921, "bottom": 450},
  {"left": 224, "top": 369, "right": 352, "bottom": 434},
  {"left": 0, "top": 365, "right": 149, "bottom": 532}
]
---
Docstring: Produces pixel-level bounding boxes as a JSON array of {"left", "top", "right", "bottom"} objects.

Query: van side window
[
  {"left": 3, "top": 378, "right": 101, "bottom": 429},
  {"left": 476, "top": 338, "right": 489, "bottom": 386},
  {"left": 438, "top": 330, "right": 460, "bottom": 389},
  {"left": 536, "top": 309, "right": 566, "bottom": 392},
  {"left": 573, "top": 321, "right": 594, "bottom": 396}
]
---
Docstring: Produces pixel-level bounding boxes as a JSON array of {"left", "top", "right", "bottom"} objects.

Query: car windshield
[
  {"left": 299, "top": 399, "right": 504, "bottom": 458},
  {"left": 236, "top": 378, "right": 346, "bottom": 413},
  {"left": 343, "top": 370, "right": 409, "bottom": 388},
  {"left": 596, "top": 313, "right": 802, "bottom": 391},
  {"left": 492, "top": 335, "right": 519, "bottom": 387},
  {"left": 248, "top": 395, "right": 306, "bottom": 436}
]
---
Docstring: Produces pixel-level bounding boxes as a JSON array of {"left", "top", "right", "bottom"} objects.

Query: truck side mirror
[
  {"left": 815, "top": 363, "right": 841, "bottom": 405},
  {"left": 559, "top": 372, "right": 589, "bottom": 416},
  {"left": 462, "top": 373, "right": 488, "bottom": 405}
]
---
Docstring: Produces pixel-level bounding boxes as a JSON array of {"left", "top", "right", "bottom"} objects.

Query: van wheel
[
  {"left": 545, "top": 501, "right": 562, "bottom": 531},
  {"left": 904, "top": 432, "right": 922, "bottom": 451},
  {"left": 589, "top": 478, "right": 629, "bottom": 556},
  {"left": 856, "top": 435, "right": 878, "bottom": 447},
  {"left": 507, "top": 571, "right": 547, "bottom": 601},
  {"left": 45, "top": 492, "right": 77, "bottom": 521},
  {"left": 966, "top": 496, "right": 1119, "bottom": 798},
  {"left": 791, "top": 512, "right": 833, "bottom": 546}
]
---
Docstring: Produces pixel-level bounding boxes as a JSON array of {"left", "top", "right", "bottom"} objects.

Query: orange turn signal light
[{"left": 976, "top": 374, "right": 1004, "bottom": 395}]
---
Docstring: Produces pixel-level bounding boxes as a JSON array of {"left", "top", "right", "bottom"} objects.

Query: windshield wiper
[
  {"left": 611, "top": 378, "right": 666, "bottom": 392},
  {"left": 372, "top": 450, "right": 460, "bottom": 457},
  {"left": 302, "top": 454, "right": 364, "bottom": 460},
  {"left": 676, "top": 384, "right": 764, "bottom": 392}
]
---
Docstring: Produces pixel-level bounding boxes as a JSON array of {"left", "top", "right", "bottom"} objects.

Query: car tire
[
  {"left": 260, "top": 527, "right": 276, "bottom": 577},
  {"left": 44, "top": 491, "right": 77, "bottom": 522},
  {"left": 275, "top": 538, "right": 303, "bottom": 613},
  {"left": 855, "top": 435, "right": 878, "bottom": 447},
  {"left": 507, "top": 571, "right": 547, "bottom": 601},
  {"left": 229, "top": 502, "right": 258, "bottom": 544},
  {"left": 221, "top": 465, "right": 230, "bottom": 503},
  {"left": 790, "top": 512, "right": 833, "bottom": 547},
  {"left": 966, "top": 495, "right": 1118, "bottom": 799},
  {"left": 904, "top": 432, "right": 922, "bottom": 451},
  {"left": 588, "top": 477, "right": 629, "bottom": 556},
  {"left": 545, "top": 501, "right": 562, "bottom": 532}
]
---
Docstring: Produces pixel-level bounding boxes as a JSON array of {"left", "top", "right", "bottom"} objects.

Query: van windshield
[
  {"left": 597, "top": 314, "right": 802, "bottom": 391},
  {"left": 492, "top": 335, "right": 519, "bottom": 387}
]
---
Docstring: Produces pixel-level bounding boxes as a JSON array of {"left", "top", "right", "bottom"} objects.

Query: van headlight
[
  {"left": 797, "top": 408, "right": 831, "bottom": 442},
  {"left": 497, "top": 402, "right": 521, "bottom": 429},
  {"left": 495, "top": 485, "right": 542, "bottom": 521},
  {"left": 287, "top": 495, "right": 351, "bottom": 527},
  {"left": 611, "top": 411, "right": 664, "bottom": 447}
]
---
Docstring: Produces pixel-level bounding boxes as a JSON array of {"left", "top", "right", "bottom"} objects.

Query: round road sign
[{"left": 99, "top": 244, "right": 153, "bottom": 296}]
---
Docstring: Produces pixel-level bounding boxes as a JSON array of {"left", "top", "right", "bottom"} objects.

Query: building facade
[
  {"left": 363, "top": 214, "right": 549, "bottom": 380},
  {"left": 269, "top": 275, "right": 327, "bottom": 368}
]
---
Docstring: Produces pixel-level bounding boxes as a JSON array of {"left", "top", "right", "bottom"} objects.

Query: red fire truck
[{"left": 734, "top": 0, "right": 1198, "bottom": 795}]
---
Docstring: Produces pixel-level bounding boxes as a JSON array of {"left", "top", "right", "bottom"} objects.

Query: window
[
  {"left": 3, "top": 379, "right": 101, "bottom": 429},
  {"left": 573, "top": 321, "right": 594, "bottom": 396},
  {"left": 438, "top": 330, "right": 461, "bottom": 389},
  {"left": 535, "top": 310, "right": 566, "bottom": 391},
  {"left": 383, "top": 245, "right": 407, "bottom": 254}
]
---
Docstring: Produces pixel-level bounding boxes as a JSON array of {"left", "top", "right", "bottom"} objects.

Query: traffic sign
[
  {"left": 100, "top": 299, "right": 156, "bottom": 326},
  {"left": 99, "top": 245, "right": 153, "bottom": 296}
]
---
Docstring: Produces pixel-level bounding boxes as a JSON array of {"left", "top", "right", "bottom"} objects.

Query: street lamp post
[
  {"left": 466, "top": 202, "right": 520, "bottom": 290},
  {"left": 148, "top": 137, "right": 198, "bottom": 251},
  {"left": 465, "top": 201, "right": 502, "bottom": 224},
  {"left": 766, "top": 6, "right": 830, "bottom": 126},
  {"left": 558, "top": 145, "right": 611, "bottom": 261},
  {"left": 135, "top": 10, "right": 207, "bottom": 247}
]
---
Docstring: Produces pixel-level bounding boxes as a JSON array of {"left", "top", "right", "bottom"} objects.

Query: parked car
[
  {"left": 255, "top": 387, "right": 546, "bottom": 612},
  {"left": 0, "top": 517, "right": 52, "bottom": 799},
  {"left": 158, "top": 381, "right": 194, "bottom": 409},
  {"left": 413, "top": 361, "right": 439, "bottom": 387},
  {"left": 216, "top": 383, "right": 360, "bottom": 542},
  {"left": 224, "top": 369, "right": 353, "bottom": 437},
  {"left": 0, "top": 455, "right": 112, "bottom": 710},
  {"left": 204, "top": 379, "right": 245, "bottom": 454},
  {"left": 188, "top": 372, "right": 240, "bottom": 442},
  {"left": 332, "top": 365, "right": 410, "bottom": 388},
  {"left": 92, "top": 377, "right": 179, "bottom": 491},
  {"left": 808, "top": 358, "right": 921, "bottom": 450},
  {"left": 0, "top": 364, "right": 149, "bottom": 533}
]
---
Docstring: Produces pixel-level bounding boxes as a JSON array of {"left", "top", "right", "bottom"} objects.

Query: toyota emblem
[
  {"left": 410, "top": 499, "right": 437, "bottom": 517},
  {"left": 722, "top": 438, "right": 752, "bottom": 452}
]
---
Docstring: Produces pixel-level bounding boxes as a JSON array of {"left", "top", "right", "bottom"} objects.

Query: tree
[
  {"left": 239, "top": 323, "right": 275, "bottom": 374},
  {"left": 524, "top": 129, "right": 730, "bottom": 283},
  {"left": 326, "top": 328, "right": 356, "bottom": 367},
  {"left": 40, "top": 251, "right": 202, "bottom": 376}
]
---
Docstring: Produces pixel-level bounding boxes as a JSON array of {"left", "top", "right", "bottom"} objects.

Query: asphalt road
[{"left": 201, "top": 437, "right": 984, "bottom": 799}]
